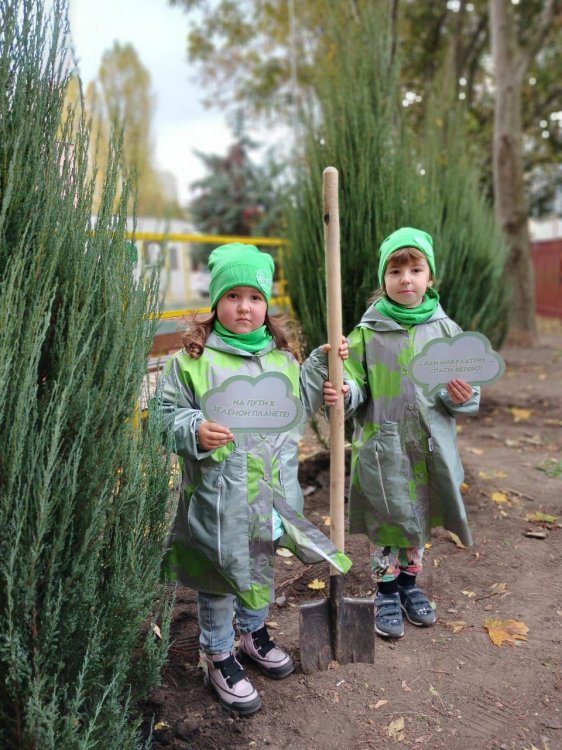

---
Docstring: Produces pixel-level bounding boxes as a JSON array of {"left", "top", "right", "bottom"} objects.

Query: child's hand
[
  {"left": 198, "top": 420, "right": 235, "bottom": 450},
  {"left": 324, "top": 380, "right": 350, "bottom": 406},
  {"left": 321, "top": 336, "right": 349, "bottom": 360},
  {"left": 447, "top": 379, "right": 474, "bottom": 404}
]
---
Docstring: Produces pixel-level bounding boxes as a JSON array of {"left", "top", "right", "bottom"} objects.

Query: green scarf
[
  {"left": 213, "top": 320, "right": 273, "bottom": 353},
  {"left": 375, "top": 287, "right": 440, "bottom": 326}
]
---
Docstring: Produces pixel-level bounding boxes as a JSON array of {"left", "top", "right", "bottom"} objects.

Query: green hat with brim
[
  {"left": 208, "top": 243, "right": 275, "bottom": 309},
  {"left": 377, "top": 227, "right": 435, "bottom": 286}
]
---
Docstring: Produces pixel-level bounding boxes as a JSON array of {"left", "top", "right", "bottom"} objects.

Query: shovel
[{"left": 298, "top": 166, "right": 375, "bottom": 674}]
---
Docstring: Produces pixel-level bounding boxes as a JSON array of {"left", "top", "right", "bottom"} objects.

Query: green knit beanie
[
  {"left": 208, "top": 243, "right": 275, "bottom": 309},
  {"left": 377, "top": 227, "right": 436, "bottom": 285}
]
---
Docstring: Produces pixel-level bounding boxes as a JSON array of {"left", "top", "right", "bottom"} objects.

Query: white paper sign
[
  {"left": 408, "top": 331, "right": 505, "bottom": 396},
  {"left": 201, "top": 372, "right": 304, "bottom": 433}
]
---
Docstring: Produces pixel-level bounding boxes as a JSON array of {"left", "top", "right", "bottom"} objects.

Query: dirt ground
[{"left": 142, "top": 323, "right": 562, "bottom": 750}]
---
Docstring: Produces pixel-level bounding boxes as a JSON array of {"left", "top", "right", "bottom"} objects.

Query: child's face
[
  {"left": 216, "top": 286, "right": 267, "bottom": 333},
  {"left": 384, "top": 255, "right": 432, "bottom": 308}
]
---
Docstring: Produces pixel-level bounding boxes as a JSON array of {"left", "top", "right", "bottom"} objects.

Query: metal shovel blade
[{"left": 299, "top": 575, "right": 375, "bottom": 675}]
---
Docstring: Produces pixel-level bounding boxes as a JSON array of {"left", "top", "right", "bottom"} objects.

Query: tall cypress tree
[
  {"left": 285, "top": 1, "right": 508, "bottom": 350},
  {"left": 0, "top": 2, "right": 172, "bottom": 747}
]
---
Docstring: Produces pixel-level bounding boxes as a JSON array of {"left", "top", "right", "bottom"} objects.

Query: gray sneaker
[
  {"left": 398, "top": 585, "right": 436, "bottom": 627},
  {"left": 374, "top": 592, "right": 404, "bottom": 638}
]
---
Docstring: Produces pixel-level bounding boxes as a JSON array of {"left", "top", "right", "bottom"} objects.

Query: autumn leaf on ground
[
  {"left": 275, "top": 547, "right": 293, "bottom": 557},
  {"left": 442, "top": 620, "right": 466, "bottom": 633},
  {"left": 490, "top": 491, "right": 509, "bottom": 504},
  {"left": 446, "top": 531, "right": 466, "bottom": 548},
  {"left": 489, "top": 582, "right": 508, "bottom": 595},
  {"left": 479, "top": 470, "right": 508, "bottom": 480},
  {"left": 460, "top": 482, "right": 470, "bottom": 494},
  {"left": 154, "top": 722, "right": 169, "bottom": 731},
  {"left": 484, "top": 618, "right": 529, "bottom": 647},
  {"left": 151, "top": 622, "right": 162, "bottom": 639},
  {"left": 462, "top": 590, "right": 476, "bottom": 598},
  {"left": 526, "top": 511, "right": 557, "bottom": 526},
  {"left": 467, "top": 447, "right": 484, "bottom": 455},
  {"left": 387, "top": 717, "right": 405, "bottom": 742},
  {"left": 321, "top": 515, "right": 331, "bottom": 527},
  {"left": 307, "top": 579, "right": 326, "bottom": 590},
  {"left": 401, "top": 679, "right": 412, "bottom": 692},
  {"left": 509, "top": 406, "right": 532, "bottom": 422},
  {"left": 372, "top": 699, "right": 388, "bottom": 709}
]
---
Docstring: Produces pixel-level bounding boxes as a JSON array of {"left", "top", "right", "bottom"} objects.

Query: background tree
[
  {"left": 171, "top": 0, "right": 561, "bottom": 341},
  {"left": 189, "top": 113, "right": 287, "bottom": 264},
  {"left": 69, "top": 41, "right": 184, "bottom": 217},
  {"left": 0, "top": 1, "right": 173, "bottom": 746},
  {"left": 489, "top": 0, "right": 561, "bottom": 343},
  {"left": 284, "top": 2, "right": 508, "bottom": 350}
]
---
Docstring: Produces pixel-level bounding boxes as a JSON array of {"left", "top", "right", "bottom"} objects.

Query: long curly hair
[{"left": 182, "top": 311, "right": 302, "bottom": 362}]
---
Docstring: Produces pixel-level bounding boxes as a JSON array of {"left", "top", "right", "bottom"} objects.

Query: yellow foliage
[
  {"left": 307, "top": 579, "right": 326, "bottom": 590},
  {"left": 509, "top": 407, "right": 532, "bottom": 422},
  {"left": 484, "top": 618, "right": 529, "bottom": 647}
]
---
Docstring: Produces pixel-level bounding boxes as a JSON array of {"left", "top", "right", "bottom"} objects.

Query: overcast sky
[{"left": 68, "top": 0, "right": 232, "bottom": 204}]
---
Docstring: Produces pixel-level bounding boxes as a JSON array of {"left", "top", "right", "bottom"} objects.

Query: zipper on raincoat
[
  {"left": 216, "top": 475, "right": 224, "bottom": 566},
  {"left": 374, "top": 446, "right": 391, "bottom": 516}
]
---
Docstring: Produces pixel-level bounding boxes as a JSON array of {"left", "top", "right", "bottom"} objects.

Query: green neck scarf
[
  {"left": 213, "top": 319, "right": 273, "bottom": 353},
  {"left": 375, "top": 287, "right": 440, "bottom": 326}
]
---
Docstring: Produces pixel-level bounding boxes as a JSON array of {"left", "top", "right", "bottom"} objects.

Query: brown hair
[
  {"left": 181, "top": 311, "right": 302, "bottom": 362},
  {"left": 368, "top": 246, "right": 434, "bottom": 305}
]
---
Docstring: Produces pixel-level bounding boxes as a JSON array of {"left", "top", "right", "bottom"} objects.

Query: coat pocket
[
  {"left": 356, "top": 423, "right": 416, "bottom": 526},
  {"left": 187, "top": 465, "right": 226, "bottom": 569}
]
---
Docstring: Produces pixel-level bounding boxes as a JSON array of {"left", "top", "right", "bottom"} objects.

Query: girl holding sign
[
  {"left": 326, "top": 227, "right": 480, "bottom": 639},
  {"left": 159, "top": 243, "right": 349, "bottom": 715}
]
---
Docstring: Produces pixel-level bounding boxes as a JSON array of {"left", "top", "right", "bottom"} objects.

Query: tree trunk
[{"left": 489, "top": 0, "right": 537, "bottom": 344}]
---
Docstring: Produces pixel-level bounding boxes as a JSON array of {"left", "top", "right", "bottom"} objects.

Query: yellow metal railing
[{"left": 126, "top": 231, "right": 291, "bottom": 319}]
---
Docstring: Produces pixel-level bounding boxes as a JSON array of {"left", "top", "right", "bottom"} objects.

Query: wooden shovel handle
[{"left": 323, "top": 167, "right": 345, "bottom": 558}]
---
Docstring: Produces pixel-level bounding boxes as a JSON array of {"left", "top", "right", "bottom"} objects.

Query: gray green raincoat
[
  {"left": 159, "top": 333, "right": 350, "bottom": 610},
  {"left": 342, "top": 304, "right": 480, "bottom": 549}
]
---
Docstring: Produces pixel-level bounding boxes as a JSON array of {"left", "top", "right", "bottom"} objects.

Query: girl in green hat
[
  {"left": 159, "top": 243, "right": 349, "bottom": 715},
  {"left": 324, "top": 227, "right": 480, "bottom": 639}
]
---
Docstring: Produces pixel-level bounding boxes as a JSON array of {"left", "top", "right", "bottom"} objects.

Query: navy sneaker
[
  {"left": 374, "top": 592, "right": 404, "bottom": 638},
  {"left": 398, "top": 585, "right": 436, "bottom": 627}
]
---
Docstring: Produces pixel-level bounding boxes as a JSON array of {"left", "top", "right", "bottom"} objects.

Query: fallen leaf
[
  {"left": 505, "top": 439, "right": 518, "bottom": 448},
  {"left": 321, "top": 515, "right": 331, "bottom": 527},
  {"left": 307, "top": 579, "right": 326, "bottom": 590},
  {"left": 443, "top": 620, "right": 466, "bottom": 633},
  {"left": 484, "top": 618, "right": 529, "bottom": 647},
  {"left": 460, "top": 482, "right": 470, "bottom": 494},
  {"left": 387, "top": 717, "right": 405, "bottom": 742},
  {"left": 266, "top": 620, "right": 279, "bottom": 628},
  {"left": 424, "top": 542, "right": 432, "bottom": 549},
  {"left": 490, "top": 491, "right": 509, "bottom": 504},
  {"left": 373, "top": 699, "right": 388, "bottom": 709},
  {"left": 479, "top": 470, "right": 508, "bottom": 480},
  {"left": 429, "top": 684, "right": 441, "bottom": 699},
  {"left": 467, "top": 447, "right": 484, "bottom": 455},
  {"left": 523, "top": 529, "right": 548, "bottom": 539},
  {"left": 509, "top": 407, "right": 532, "bottom": 422},
  {"left": 446, "top": 531, "right": 466, "bottom": 548},
  {"left": 490, "top": 582, "right": 508, "bottom": 595},
  {"left": 302, "top": 485, "right": 316, "bottom": 496},
  {"left": 151, "top": 622, "right": 162, "bottom": 640},
  {"left": 525, "top": 511, "right": 557, "bottom": 525},
  {"left": 401, "top": 679, "right": 412, "bottom": 692},
  {"left": 275, "top": 547, "right": 293, "bottom": 557},
  {"left": 462, "top": 590, "right": 476, "bottom": 598},
  {"left": 154, "top": 722, "right": 169, "bottom": 731}
]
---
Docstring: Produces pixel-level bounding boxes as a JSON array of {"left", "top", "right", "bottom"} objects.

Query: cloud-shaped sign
[
  {"left": 201, "top": 372, "right": 304, "bottom": 433},
  {"left": 408, "top": 332, "right": 505, "bottom": 396}
]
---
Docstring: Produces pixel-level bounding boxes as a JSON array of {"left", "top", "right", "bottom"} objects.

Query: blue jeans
[{"left": 198, "top": 591, "right": 269, "bottom": 655}]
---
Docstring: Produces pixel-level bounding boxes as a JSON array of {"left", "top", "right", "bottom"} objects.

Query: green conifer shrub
[
  {"left": 285, "top": 1, "right": 508, "bottom": 350},
  {"left": 0, "top": 2, "right": 173, "bottom": 747}
]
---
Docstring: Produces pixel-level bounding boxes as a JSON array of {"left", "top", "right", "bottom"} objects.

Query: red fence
[{"left": 532, "top": 239, "right": 562, "bottom": 318}]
